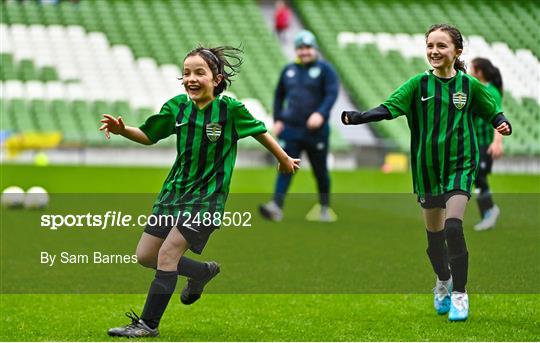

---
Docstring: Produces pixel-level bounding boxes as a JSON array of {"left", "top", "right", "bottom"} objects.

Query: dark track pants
[{"left": 273, "top": 135, "right": 330, "bottom": 207}]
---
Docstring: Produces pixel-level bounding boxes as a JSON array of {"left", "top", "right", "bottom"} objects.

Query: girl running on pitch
[
  {"left": 342, "top": 24, "right": 511, "bottom": 321},
  {"left": 469, "top": 57, "right": 504, "bottom": 231},
  {"left": 100, "top": 45, "right": 300, "bottom": 337}
]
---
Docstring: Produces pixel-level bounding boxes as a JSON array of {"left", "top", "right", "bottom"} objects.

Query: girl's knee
[
  {"left": 157, "top": 244, "right": 181, "bottom": 270},
  {"left": 135, "top": 249, "right": 156, "bottom": 268},
  {"left": 135, "top": 233, "right": 164, "bottom": 268}
]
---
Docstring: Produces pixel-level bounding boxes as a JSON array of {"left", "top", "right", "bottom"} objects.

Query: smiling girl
[
  {"left": 100, "top": 45, "right": 300, "bottom": 337},
  {"left": 342, "top": 24, "right": 512, "bottom": 321}
]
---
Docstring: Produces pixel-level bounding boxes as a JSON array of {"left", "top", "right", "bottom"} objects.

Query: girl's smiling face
[
  {"left": 182, "top": 55, "right": 222, "bottom": 108},
  {"left": 426, "top": 29, "right": 462, "bottom": 72}
]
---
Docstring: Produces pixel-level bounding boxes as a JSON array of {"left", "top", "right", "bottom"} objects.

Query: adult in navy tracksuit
[{"left": 259, "top": 30, "right": 339, "bottom": 221}]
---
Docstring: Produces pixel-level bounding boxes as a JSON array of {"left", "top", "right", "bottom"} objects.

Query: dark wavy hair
[
  {"left": 425, "top": 24, "right": 466, "bottom": 73},
  {"left": 471, "top": 57, "right": 504, "bottom": 96},
  {"left": 184, "top": 45, "right": 243, "bottom": 96}
]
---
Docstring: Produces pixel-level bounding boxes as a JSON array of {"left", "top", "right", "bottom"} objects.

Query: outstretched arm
[
  {"left": 254, "top": 132, "right": 300, "bottom": 174},
  {"left": 342, "top": 105, "right": 393, "bottom": 125},
  {"left": 99, "top": 114, "right": 153, "bottom": 145}
]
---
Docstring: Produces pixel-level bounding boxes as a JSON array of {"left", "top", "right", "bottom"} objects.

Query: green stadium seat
[
  {"left": 93, "top": 100, "right": 109, "bottom": 119},
  {"left": 51, "top": 99, "right": 82, "bottom": 144},
  {"left": 39, "top": 66, "right": 58, "bottom": 82},
  {"left": 2, "top": 99, "right": 16, "bottom": 131},
  {"left": 18, "top": 59, "right": 37, "bottom": 81},
  {"left": 14, "top": 111, "right": 36, "bottom": 132}
]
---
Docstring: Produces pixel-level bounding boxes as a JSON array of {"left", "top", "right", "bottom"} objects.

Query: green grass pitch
[{"left": 1, "top": 164, "right": 539, "bottom": 341}]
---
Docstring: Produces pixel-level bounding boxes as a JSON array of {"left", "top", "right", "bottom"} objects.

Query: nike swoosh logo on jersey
[
  {"left": 421, "top": 96, "right": 434, "bottom": 102},
  {"left": 175, "top": 122, "right": 187, "bottom": 127}
]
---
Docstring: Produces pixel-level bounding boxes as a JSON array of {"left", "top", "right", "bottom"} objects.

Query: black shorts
[
  {"left": 144, "top": 214, "right": 216, "bottom": 255},
  {"left": 417, "top": 190, "right": 471, "bottom": 209}
]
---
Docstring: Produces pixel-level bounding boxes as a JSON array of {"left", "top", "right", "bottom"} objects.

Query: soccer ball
[
  {"left": 24, "top": 186, "right": 49, "bottom": 209},
  {"left": 1, "top": 186, "right": 25, "bottom": 208}
]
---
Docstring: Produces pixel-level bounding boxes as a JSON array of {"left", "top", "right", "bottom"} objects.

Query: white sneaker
[
  {"left": 474, "top": 205, "right": 500, "bottom": 231},
  {"left": 448, "top": 291, "right": 469, "bottom": 321},
  {"left": 306, "top": 204, "right": 337, "bottom": 222},
  {"left": 433, "top": 276, "right": 452, "bottom": 314},
  {"left": 258, "top": 201, "right": 283, "bottom": 222}
]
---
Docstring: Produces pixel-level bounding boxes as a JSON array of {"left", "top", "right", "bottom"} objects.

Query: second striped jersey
[
  {"left": 383, "top": 70, "right": 501, "bottom": 196},
  {"left": 474, "top": 83, "right": 502, "bottom": 147}
]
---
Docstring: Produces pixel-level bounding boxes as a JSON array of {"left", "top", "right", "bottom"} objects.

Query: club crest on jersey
[
  {"left": 286, "top": 69, "right": 295, "bottom": 78},
  {"left": 206, "top": 123, "right": 222, "bottom": 142},
  {"left": 452, "top": 92, "right": 467, "bottom": 110},
  {"left": 308, "top": 66, "right": 321, "bottom": 78}
]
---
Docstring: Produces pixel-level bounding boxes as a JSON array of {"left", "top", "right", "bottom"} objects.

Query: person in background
[
  {"left": 469, "top": 57, "right": 504, "bottom": 231},
  {"left": 259, "top": 30, "right": 339, "bottom": 222},
  {"left": 274, "top": 0, "right": 291, "bottom": 42}
]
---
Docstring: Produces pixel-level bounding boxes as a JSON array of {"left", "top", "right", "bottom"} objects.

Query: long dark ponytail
[
  {"left": 471, "top": 57, "right": 504, "bottom": 96},
  {"left": 425, "top": 24, "right": 466, "bottom": 73}
]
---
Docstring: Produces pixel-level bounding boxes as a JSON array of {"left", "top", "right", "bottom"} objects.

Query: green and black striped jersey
[
  {"left": 474, "top": 83, "right": 502, "bottom": 147},
  {"left": 383, "top": 70, "right": 501, "bottom": 197},
  {"left": 140, "top": 94, "right": 267, "bottom": 215}
]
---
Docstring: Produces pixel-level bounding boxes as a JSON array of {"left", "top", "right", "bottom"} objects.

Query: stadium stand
[
  {"left": 1, "top": 0, "right": 536, "bottom": 156},
  {"left": 295, "top": 0, "right": 540, "bottom": 155},
  {"left": 2, "top": 0, "right": 351, "bottom": 151}
]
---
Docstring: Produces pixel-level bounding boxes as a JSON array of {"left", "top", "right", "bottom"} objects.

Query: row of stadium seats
[
  {"left": 1, "top": 22, "right": 185, "bottom": 109},
  {"left": 1, "top": 54, "right": 59, "bottom": 82},
  {"left": 1, "top": 95, "right": 349, "bottom": 151},
  {"left": 298, "top": 0, "right": 539, "bottom": 56},
  {"left": 295, "top": 0, "right": 540, "bottom": 155},
  {"left": 0, "top": 1, "right": 349, "bottom": 151},
  {"left": 2, "top": 97, "right": 150, "bottom": 146},
  {"left": 1, "top": 0, "right": 285, "bottom": 110},
  {"left": 336, "top": 33, "right": 539, "bottom": 102},
  {"left": 0, "top": 0, "right": 347, "bottom": 149},
  {"left": 1, "top": 0, "right": 536, "bottom": 155}
]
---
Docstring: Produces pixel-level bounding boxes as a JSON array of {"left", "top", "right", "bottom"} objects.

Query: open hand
[
  {"left": 278, "top": 156, "right": 301, "bottom": 174},
  {"left": 99, "top": 114, "right": 126, "bottom": 139}
]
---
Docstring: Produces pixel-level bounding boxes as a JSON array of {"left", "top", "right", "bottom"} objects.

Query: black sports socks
[
  {"left": 444, "top": 218, "right": 468, "bottom": 292},
  {"left": 426, "top": 229, "right": 451, "bottom": 281},
  {"left": 178, "top": 256, "right": 210, "bottom": 280},
  {"left": 476, "top": 192, "right": 495, "bottom": 218},
  {"left": 141, "top": 269, "right": 178, "bottom": 329}
]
